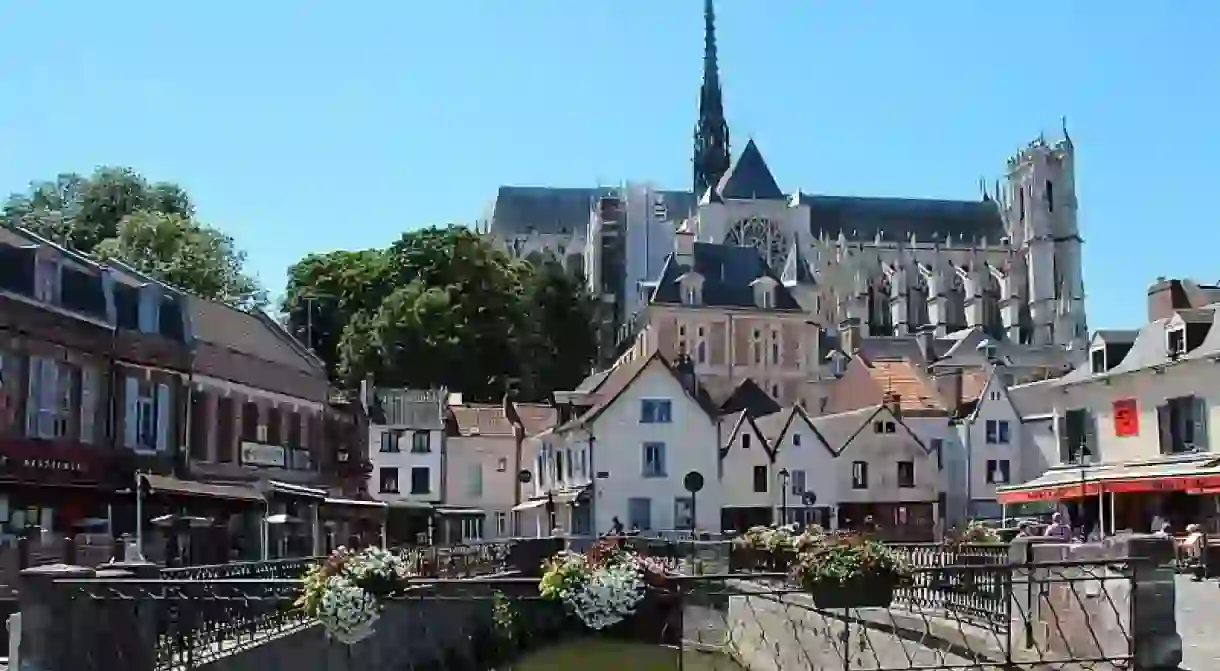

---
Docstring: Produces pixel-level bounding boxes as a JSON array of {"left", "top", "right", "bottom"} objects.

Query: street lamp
[{"left": 778, "top": 469, "right": 790, "bottom": 526}]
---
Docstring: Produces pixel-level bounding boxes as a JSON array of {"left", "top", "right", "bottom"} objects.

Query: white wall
[
  {"left": 964, "top": 376, "right": 1023, "bottom": 518},
  {"left": 720, "top": 419, "right": 774, "bottom": 510},
  {"left": 584, "top": 362, "right": 721, "bottom": 533},
  {"left": 771, "top": 412, "right": 840, "bottom": 522},
  {"left": 819, "top": 408, "right": 943, "bottom": 506},
  {"left": 445, "top": 435, "right": 517, "bottom": 538},
  {"left": 368, "top": 425, "right": 444, "bottom": 504},
  {"left": 1055, "top": 358, "right": 1220, "bottom": 466}
]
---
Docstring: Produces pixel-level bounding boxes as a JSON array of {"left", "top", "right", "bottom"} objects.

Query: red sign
[{"left": 1113, "top": 399, "right": 1139, "bottom": 437}]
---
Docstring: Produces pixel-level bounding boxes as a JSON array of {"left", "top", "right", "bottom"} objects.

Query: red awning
[{"left": 996, "top": 460, "right": 1220, "bottom": 504}]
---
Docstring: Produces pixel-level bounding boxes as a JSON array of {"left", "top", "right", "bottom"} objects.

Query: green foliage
[
  {"left": 286, "top": 225, "right": 598, "bottom": 402},
  {"left": 4, "top": 166, "right": 261, "bottom": 309},
  {"left": 788, "top": 533, "right": 912, "bottom": 588},
  {"left": 94, "top": 211, "right": 266, "bottom": 310}
]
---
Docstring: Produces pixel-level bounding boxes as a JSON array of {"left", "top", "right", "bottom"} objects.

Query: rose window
[{"left": 727, "top": 217, "right": 787, "bottom": 267}]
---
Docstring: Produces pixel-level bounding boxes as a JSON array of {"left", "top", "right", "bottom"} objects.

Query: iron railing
[{"left": 44, "top": 557, "right": 1139, "bottom": 671}]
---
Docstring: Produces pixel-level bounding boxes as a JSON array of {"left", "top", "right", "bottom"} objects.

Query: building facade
[{"left": 997, "top": 280, "right": 1220, "bottom": 535}]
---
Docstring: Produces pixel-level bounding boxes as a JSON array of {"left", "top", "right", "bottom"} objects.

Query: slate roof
[
  {"left": 797, "top": 194, "right": 1006, "bottom": 245},
  {"left": 186, "top": 297, "right": 323, "bottom": 375},
  {"left": 650, "top": 242, "right": 803, "bottom": 310},
  {"left": 715, "top": 139, "right": 785, "bottom": 201},
  {"left": 490, "top": 187, "right": 1004, "bottom": 245},
  {"left": 719, "top": 379, "right": 782, "bottom": 418},
  {"left": 490, "top": 186, "right": 697, "bottom": 236}
]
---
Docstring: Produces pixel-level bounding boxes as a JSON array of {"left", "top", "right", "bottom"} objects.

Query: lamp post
[{"left": 778, "top": 469, "right": 790, "bottom": 526}]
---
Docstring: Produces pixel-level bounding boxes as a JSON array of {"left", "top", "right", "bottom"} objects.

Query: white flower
[
  {"left": 315, "top": 575, "right": 381, "bottom": 644},
  {"left": 562, "top": 562, "right": 646, "bottom": 630}
]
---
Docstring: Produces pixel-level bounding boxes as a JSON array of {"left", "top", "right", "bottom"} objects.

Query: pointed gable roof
[
  {"left": 716, "top": 139, "right": 785, "bottom": 200},
  {"left": 719, "top": 378, "right": 782, "bottom": 418},
  {"left": 780, "top": 236, "right": 816, "bottom": 286},
  {"left": 553, "top": 351, "right": 718, "bottom": 432},
  {"left": 756, "top": 405, "right": 837, "bottom": 457},
  {"left": 720, "top": 410, "right": 775, "bottom": 460}
]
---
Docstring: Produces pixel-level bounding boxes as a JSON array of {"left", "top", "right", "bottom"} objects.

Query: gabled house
[
  {"left": 757, "top": 405, "right": 838, "bottom": 528},
  {"left": 812, "top": 402, "right": 943, "bottom": 541},
  {"left": 953, "top": 366, "right": 1025, "bottom": 521},
  {"left": 524, "top": 351, "right": 720, "bottom": 536},
  {"left": 719, "top": 411, "right": 776, "bottom": 531}
]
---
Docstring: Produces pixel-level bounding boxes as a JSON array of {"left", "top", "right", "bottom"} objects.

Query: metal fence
[{"left": 41, "top": 558, "right": 1137, "bottom": 671}]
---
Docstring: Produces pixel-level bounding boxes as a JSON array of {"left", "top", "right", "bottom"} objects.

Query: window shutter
[
  {"left": 80, "top": 367, "right": 97, "bottom": 444},
  {"left": 1157, "top": 404, "right": 1172, "bottom": 455},
  {"left": 39, "top": 360, "right": 57, "bottom": 438},
  {"left": 156, "top": 383, "right": 171, "bottom": 452},
  {"left": 124, "top": 376, "right": 139, "bottom": 448},
  {"left": 25, "top": 357, "right": 40, "bottom": 436},
  {"left": 1193, "top": 396, "right": 1208, "bottom": 448}
]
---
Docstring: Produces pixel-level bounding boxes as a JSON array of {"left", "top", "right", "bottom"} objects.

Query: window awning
[
  {"left": 144, "top": 475, "right": 263, "bottom": 502},
  {"left": 267, "top": 480, "right": 327, "bottom": 499},
  {"left": 996, "top": 455, "right": 1220, "bottom": 504},
  {"left": 435, "top": 507, "right": 484, "bottom": 516},
  {"left": 323, "top": 497, "right": 388, "bottom": 509},
  {"left": 512, "top": 499, "right": 546, "bottom": 512}
]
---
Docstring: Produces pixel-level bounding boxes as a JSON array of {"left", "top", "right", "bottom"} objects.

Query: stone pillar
[
  {"left": 16, "top": 564, "right": 95, "bottom": 671},
  {"left": 1007, "top": 535, "right": 1181, "bottom": 670}
]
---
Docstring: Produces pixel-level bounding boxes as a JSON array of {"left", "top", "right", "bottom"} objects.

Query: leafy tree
[
  {"left": 517, "top": 259, "right": 598, "bottom": 400},
  {"left": 94, "top": 211, "right": 266, "bottom": 310},
  {"left": 3, "top": 166, "right": 192, "bottom": 253},
  {"left": 282, "top": 250, "right": 392, "bottom": 379}
]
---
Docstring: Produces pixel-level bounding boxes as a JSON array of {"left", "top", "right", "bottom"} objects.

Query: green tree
[
  {"left": 3, "top": 166, "right": 192, "bottom": 252},
  {"left": 94, "top": 211, "right": 266, "bottom": 310},
  {"left": 282, "top": 250, "right": 392, "bottom": 379},
  {"left": 517, "top": 259, "right": 598, "bottom": 400}
]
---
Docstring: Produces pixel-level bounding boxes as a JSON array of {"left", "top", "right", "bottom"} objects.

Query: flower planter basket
[{"left": 806, "top": 575, "right": 896, "bottom": 610}]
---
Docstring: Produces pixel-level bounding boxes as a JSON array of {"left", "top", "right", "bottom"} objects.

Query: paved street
[{"left": 1177, "top": 575, "right": 1218, "bottom": 671}]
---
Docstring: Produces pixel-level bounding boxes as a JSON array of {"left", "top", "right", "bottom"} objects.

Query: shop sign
[
  {"left": 240, "top": 442, "right": 286, "bottom": 468},
  {"left": 1113, "top": 399, "right": 1139, "bottom": 437},
  {"left": 998, "top": 473, "right": 1220, "bottom": 503},
  {"left": 0, "top": 438, "right": 103, "bottom": 481}
]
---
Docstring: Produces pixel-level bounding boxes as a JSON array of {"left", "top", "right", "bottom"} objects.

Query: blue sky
[{"left": 1, "top": 1, "right": 1216, "bottom": 328}]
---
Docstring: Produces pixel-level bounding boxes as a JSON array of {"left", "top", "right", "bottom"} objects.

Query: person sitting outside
[
  {"left": 1044, "top": 513, "right": 1071, "bottom": 539},
  {"left": 1183, "top": 524, "right": 1208, "bottom": 580}
]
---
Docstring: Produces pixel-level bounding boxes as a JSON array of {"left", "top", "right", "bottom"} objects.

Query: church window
[
  {"left": 727, "top": 217, "right": 787, "bottom": 267},
  {"left": 771, "top": 329, "right": 780, "bottom": 365},
  {"left": 1045, "top": 180, "right": 1054, "bottom": 212}
]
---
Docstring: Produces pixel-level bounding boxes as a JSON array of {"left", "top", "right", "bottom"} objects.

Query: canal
[{"left": 509, "top": 639, "right": 745, "bottom": 671}]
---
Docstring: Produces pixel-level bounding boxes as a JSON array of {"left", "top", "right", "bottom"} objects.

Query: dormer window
[
  {"left": 683, "top": 286, "right": 698, "bottom": 305},
  {"left": 34, "top": 258, "right": 60, "bottom": 304},
  {"left": 678, "top": 273, "right": 703, "bottom": 306},
  {"left": 1167, "top": 328, "right": 1186, "bottom": 358},
  {"left": 1090, "top": 347, "right": 1106, "bottom": 374},
  {"left": 750, "top": 276, "right": 779, "bottom": 310},
  {"left": 138, "top": 286, "right": 162, "bottom": 334},
  {"left": 760, "top": 289, "right": 775, "bottom": 309}
]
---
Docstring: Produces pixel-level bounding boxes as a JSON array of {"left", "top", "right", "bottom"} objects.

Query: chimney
[
  {"left": 838, "top": 317, "right": 862, "bottom": 354},
  {"left": 673, "top": 353, "right": 697, "bottom": 395},
  {"left": 1147, "top": 277, "right": 1193, "bottom": 323}
]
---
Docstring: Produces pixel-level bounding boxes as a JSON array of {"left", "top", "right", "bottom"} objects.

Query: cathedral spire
[{"left": 693, "top": 0, "right": 731, "bottom": 198}]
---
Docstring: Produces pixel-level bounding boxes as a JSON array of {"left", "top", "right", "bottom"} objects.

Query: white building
[
  {"left": 368, "top": 387, "right": 445, "bottom": 506},
  {"left": 954, "top": 366, "right": 1025, "bottom": 520},
  {"left": 522, "top": 352, "right": 722, "bottom": 536},
  {"left": 997, "top": 286, "right": 1220, "bottom": 534},
  {"left": 757, "top": 405, "right": 840, "bottom": 528}
]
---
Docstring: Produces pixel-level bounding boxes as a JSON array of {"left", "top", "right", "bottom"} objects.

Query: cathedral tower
[
  {"left": 692, "top": 0, "right": 731, "bottom": 198},
  {"left": 1004, "top": 123, "right": 1085, "bottom": 349}
]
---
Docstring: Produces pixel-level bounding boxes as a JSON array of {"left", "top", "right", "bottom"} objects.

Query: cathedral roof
[
  {"left": 488, "top": 188, "right": 1006, "bottom": 244},
  {"left": 650, "top": 242, "right": 803, "bottom": 310},
  {"left": 715, "top": 139, "right": 786, "bottom": 200},
  {"left": 797, "top": 194, "right": 1006, "bottom": 245}
]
